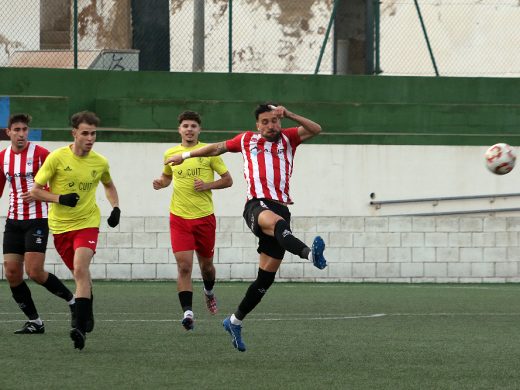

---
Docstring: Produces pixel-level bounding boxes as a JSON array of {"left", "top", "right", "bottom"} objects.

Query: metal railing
[{"left": 369, "top": 192, "right": 520, "bottom": 216}]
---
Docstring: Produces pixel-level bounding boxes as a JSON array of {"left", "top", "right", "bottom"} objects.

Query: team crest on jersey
[
  {"left": 250, "top": 146, "right": 263, "bottom": 156},
  {"left": 91, "top": 170, "right": 97, "bottom": 178},
  {"left": 27, "top": 158, "right": 33, "bottom": 166}
]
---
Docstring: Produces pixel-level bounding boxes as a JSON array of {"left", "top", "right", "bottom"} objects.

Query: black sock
[
  {"left": 41, "top": 273, "right": 74, "bottom": 301},
  {"left": 178, "top": 291, "right": 193, "bottom": 312},
  {"left": 236, "top": 268, "right": 276, "bottom": 320},
  {"left": 203, "top": 279, "right": 215, "bottom": 293},
  {"left": 88, "top": 292, "right": 94, "bottom": 319},
  {"left": 75, "top": 297, "right": 90, "bottom": 333},
  {"left": 274, "top": 220, "right": 309, "bottom": 259},
  {"left": 11, "top": 281, "right": 39, "bottom": 320}
]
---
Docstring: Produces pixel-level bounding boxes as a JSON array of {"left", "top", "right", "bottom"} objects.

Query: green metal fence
[{"left": 0, "top": 0, "right": 518, "bottom": 76}]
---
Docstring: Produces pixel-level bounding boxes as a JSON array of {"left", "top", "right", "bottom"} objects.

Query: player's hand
[
  {"left": 107, "top": 207, "right": 121, "bottom": 227},
  {"left": 269, "top": 104, "right": 287, "bottom": 118},
  {"left": 20, "top": 191, "right": 36, "bottom": 203},
  {"left": 152, "top": 179, "right": 163, "bottom": 190},
  {"left": 194, "top": 178, "right": 209, "bottom": 192},
  {"left": 164, "top": 154, "right": 183, "bottom": 166},
  {"left": 59, "top": 193, "right": 80, "bottom": 207}
]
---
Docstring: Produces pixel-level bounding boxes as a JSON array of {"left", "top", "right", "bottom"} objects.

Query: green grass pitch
[{"left": 2, "top": 281, "right": 520, "bottom": 389}]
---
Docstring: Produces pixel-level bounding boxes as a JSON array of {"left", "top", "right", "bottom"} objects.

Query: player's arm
[
  {"left": 271, "top": 105, "right": 322, "bottom": 142},
  {"left": 164, "top": 142, "right": 229, "bottom": 166},
  {"left": 103, "top": 180, "right": 121, "bottom": 228},
  {"left": 103, "top": 180, "right": 119, "bottom": 209},
  {"left": 30, "top": 182, "right": 61, "bottom": 204},
  {"left": 194, "top": 171, "right": 233, "bottom": 192},
  {"left": 153, "top": 173, "right": 172, "bottom": 190},
  {"left": 0, "top": 171, "right": 6, "bottom": 199}
]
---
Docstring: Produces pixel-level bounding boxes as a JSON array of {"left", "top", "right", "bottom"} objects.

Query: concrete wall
[
  {"left": 1, "top": 142, "right": 519, "bottom": 282},
  {"left": 2, "top": 214, "right": 519, "bottom": 283},
  {"left": 0, "top": 142, "right": 514, "bottom": 219}
]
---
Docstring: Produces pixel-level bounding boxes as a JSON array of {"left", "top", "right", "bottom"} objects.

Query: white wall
[
  {"left": 2, "top": 142, "right": 519, "bottom": 282},
  {"left": 1, "top": 142, "right": 513, "bottom": 218}
]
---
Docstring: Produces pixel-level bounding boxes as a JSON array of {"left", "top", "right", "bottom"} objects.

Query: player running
[
  {"left": 31, "top": 111, "right": 120, "bottom": 350},
  {"left": 1, "top": 113, "right": 75, "bottom": 334},
  {"left": 153, "top": 110, "right": 232, "bottom": 330}
]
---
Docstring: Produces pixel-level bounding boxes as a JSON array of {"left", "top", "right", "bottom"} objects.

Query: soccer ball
[{"left": 484, "top": 143, "right": 516, "bottom": 175}]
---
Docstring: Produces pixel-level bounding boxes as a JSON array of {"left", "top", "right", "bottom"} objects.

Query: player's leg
[
  {"left": 223, "top": 254, "right": 279, "bottom": 353},
  {"left": 24, "top": 219, "right": 75, "bottom": 305},
  {"left": 196, "top": 253, "right": 217, "bottom": 314},
  {"left": 3, "top": 220, "right": 44, "bottom": 334},
  {"left": 256, "top": 201, "right": 327, "bottom": 270},
  {"left": 53, "top": 231, "right": 79, "bottom": 329},
  {"left": 4, "top": 254, "right": 45, "bottom": 334},
  {"left": 194, "top": 214, "right": 218, "bottom": 314},
  {"left": 223, "top": 205, "right": 284, "bottom": 352},
  {"left": 175, "top": 250, "right": 195, "bottom": 329},
  {"left": 69, "top": 246, "right": 93, "bottom": 350},
  {"left": 67, "top": 228, "right": 98, "bottom": 350},
  {"left": 170, "top": 213, "right": 197, "bottom": 330}
]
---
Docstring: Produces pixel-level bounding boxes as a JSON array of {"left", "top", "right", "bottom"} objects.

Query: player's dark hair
[
  {"left": 8, "top": 113, "right": 31, "bottom": 129},
  {"left": 255, "top": 102, "right": 278, "bottom": 120},
  {"left": 178, "top": 111, "right": 201, "bottom": 125},
  {"left": 71, "top": 111, "right": 100, "bottom": 128}
]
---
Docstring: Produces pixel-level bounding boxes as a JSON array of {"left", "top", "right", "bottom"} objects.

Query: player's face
[
  {"left": 178, "top": 120, "right": 200, "bottom": 145},
  {"left": 73, "top": 123, "right": 97, "bottom": 154},
  {"left": 257, "top": 111, "right": 281, "bottom": 142},
  {"left": 6, "top": 121, "right": 29, "bottom": 151}
]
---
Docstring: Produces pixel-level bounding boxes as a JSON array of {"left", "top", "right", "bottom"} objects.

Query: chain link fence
[
  {"left": 0, "top": 0, "right": 518, "bottom": 76},
  {"left": 378, "top": 0, "right": 520, "bottom": 77},
  {"left": 171, "top": 0, "right": 334, "bottom": 73},
  {"left": 0, "top": 0, "right": 335, "bottom": 74}
]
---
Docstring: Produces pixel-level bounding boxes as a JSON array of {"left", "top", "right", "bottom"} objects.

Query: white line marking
[{"left": 3, "top": 312, "right": 520, "bottom": 325}]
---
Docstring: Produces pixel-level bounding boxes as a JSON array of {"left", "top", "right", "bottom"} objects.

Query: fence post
[
  {"left": 365, "top": 0, "right": 374, "bottom": 74},
  {"left": 228, "top": 0, "right": 233, "bottom": 73},
  {"left": 314, "top": 0, "right": 340, "bottom": 75},
  {"left": 414, "top": 0, "right": 439, "bottom": 76},
  {"left": 193, "top": 0, "right": 205, "bottom": 72},
  {"left": 73, "top": 0, "right": 78, "bottom": 69},
  {"left": 374, "top": 0, "right": 382, "bottom": 74}
]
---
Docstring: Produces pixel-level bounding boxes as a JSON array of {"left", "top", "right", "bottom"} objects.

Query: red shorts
[
  {"left": 170, "top": 213, "right": 216, "bottom": 258},
  {"left": 53, "top": 228, "right": 99, "bottom": 270}
]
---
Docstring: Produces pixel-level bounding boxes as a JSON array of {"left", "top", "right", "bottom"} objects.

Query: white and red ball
[{"left": 484, "top": 143, "right": 516, "bottom": 175}]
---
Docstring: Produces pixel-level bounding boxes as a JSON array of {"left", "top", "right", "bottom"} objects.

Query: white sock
[
  {"left": 68, "top": 297, "right": 76, "bottom": 305},
  {"left": 307, "top": 250, "right": 313, "bottom": 262},
  {"left": 204, "top": 288, "right": 213, "bottom": 296},
  {"left": 30, "top": 318, "right": 43, "bottom": 326},
  {"left": 230, "top": 314, "right": 242, "bottom": 326},
  {"left": 184, "top": 310, "right": 194, "bottom": 319}
]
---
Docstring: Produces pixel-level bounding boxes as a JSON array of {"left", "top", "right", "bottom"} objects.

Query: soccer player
[
  {"left": 165, "top": 103, "right": 327, "bottom": 351},
  {"left": 1, "top": 113, "right": 75, "bottom": 334},
  {"left": 31, "top": 111, "right": 120, "bottom": 350},
  {"left": 153, "top": 110, "right": 232, "bottom": 330}
]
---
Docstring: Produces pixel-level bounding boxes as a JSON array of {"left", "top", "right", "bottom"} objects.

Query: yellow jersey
[
  {"left": 163, "top": 142, "right": 228, "bottom": 219},
  {"left": 34, "top": 145, "right": 112, "bottom": 234}
]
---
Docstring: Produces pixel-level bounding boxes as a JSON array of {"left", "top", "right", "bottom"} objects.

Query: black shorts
[
  {"left": 3, "top": 218, "right": 49, "bottom": 255},
  {"left": 243, "top": 198, "right": 291, "bottom": 260}
]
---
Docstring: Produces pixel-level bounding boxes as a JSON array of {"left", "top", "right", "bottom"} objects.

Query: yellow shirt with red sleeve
[
  {"left": 34, "top": 145, "right": 112, "bottom": 234},
  {"left": 162, "top": 142, "right": 228, "bottom": 219}
]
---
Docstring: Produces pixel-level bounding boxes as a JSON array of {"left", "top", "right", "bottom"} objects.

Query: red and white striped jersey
[
  {"left": 226, "top": 127, "right": 301, "bottom": 204},
  {"left": 0, "top": 142, "right": 49, "bottom": 220}
]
